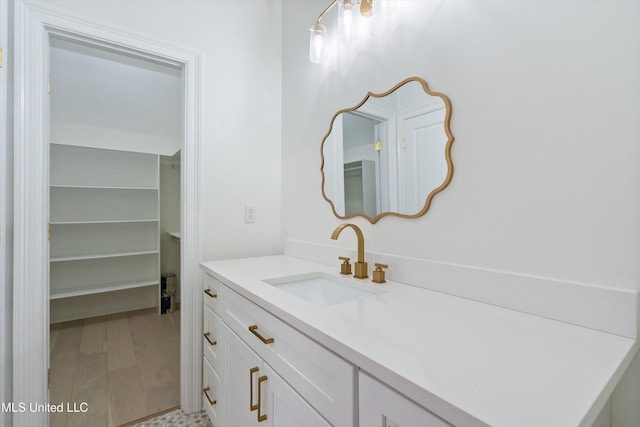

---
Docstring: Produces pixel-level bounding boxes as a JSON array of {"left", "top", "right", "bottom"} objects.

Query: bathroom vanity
[{"left": 200, "top": 255, "right": 636, "bottom": 427}]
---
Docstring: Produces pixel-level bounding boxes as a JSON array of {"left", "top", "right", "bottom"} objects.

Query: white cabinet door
[
  {"left": 202, "top": 357, "right": 223, "bottom": 426},
  {"left": 359, "top": 371, "right": 452, "bottom": 427},
  {"left": 220, "top": 280, "right": 355, "bottom": 426},
  {"left": 203, "top": 304, "right": 223, "bottom": 372},
  {"left": 225, "top": 324, "right": 262, "bottom": 427},
  {"left": 224, "top": 323, "right": 330, "bottom": 427},
  {"left": 261, "top": 363, "right": 331, "bottom": 427}
]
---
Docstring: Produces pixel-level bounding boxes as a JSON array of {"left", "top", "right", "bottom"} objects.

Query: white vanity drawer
[
  {"left": 203, "top": 304, "right": 223, "bottom": 373},
  {"left": 221, "top": 285, "right": 356, "bottom": 427},
  {"left": 203, "top": 357, "right": 224, "bottom": 426},
  {"left": 203, "top": 272, "right": 223, "bottom": 312}
]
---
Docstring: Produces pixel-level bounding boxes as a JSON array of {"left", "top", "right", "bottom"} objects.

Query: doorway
[
  {"left": 13, "top": 2, "right": 201, "bottom": 425},
  {"left": 48, "top": 36, "right": 183, "bottom": 425}
]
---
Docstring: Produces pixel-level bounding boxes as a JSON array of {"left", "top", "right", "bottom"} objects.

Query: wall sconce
[{"left": 310, "top": 0, "right": 394, "bottom": 64}]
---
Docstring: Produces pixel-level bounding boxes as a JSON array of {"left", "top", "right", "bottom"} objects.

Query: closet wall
[
  {"left": 50, "top": 36, "right": 182, "bottom": 322},
  {"left": 50, "top": 37, "right": 182, "bottom": 155},
  {"left": 160, "top": 154, "right": 181, "bottom": 303}
]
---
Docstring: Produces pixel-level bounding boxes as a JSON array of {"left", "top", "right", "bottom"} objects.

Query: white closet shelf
[
  {"left": 50, "top": 249, "right": 159, "bottom": 263},
  {"left": 49, "top": 144, "right": 161, "bottom": 318},
  {"left": 50, "top": 185, "right": 158, "bottom": 190},
  {"left": 50, "top": 279, "right": 158, "bottom": 299},
  {"left": 50, "top": 219, "right": 159, "bottom": 225}
]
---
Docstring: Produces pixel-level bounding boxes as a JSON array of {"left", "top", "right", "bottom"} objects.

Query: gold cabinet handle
[
  {"left": 248, "top": 325, "right": 274, "bottom": 345},
  {"left": 257, "top": 375, "right": 268, "bottom": 422},
  {"left": 203, "top": 332, "right": 217, "bottom": 346},
  {"left": 204, "top": 288, "right": 217, "bottom": 299},
  {"left": 203, "top": 386, "right": 216, "bottom": 405},
  {"left": 249, "top": 366, "right": 259, "bottom": 412}
]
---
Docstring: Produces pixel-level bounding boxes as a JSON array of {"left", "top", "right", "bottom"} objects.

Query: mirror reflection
[{"left": 321, "top": 77, "right": 454, "bottom": 223}]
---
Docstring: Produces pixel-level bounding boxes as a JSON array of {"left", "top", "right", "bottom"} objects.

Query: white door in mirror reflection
[{"left": 398, "top": 105, "right": 448, "bottom": 214}]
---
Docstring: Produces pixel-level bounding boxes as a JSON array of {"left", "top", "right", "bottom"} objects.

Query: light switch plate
[{"left": 245, "top": 205, "right": 256, "bottom": 223}]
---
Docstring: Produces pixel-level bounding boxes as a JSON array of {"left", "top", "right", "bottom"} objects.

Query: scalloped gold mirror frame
[{"left": 320, "top": 77, "right": 455, "bottom": 223}]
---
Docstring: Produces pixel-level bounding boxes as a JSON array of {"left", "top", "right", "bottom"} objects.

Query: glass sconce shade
[
  {"left": 309, "top": 23, "right": 328, "bottom": 63},
  {"left": 309, "top": 0, "right": 396, "bottom": 64},
  {"left": 339, "top": 0, "right": 354, "bottom": 41}
]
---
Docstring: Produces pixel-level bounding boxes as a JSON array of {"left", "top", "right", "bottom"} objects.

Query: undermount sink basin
[{"left": 263, "top": 272, "right": 383, "bottom": 306}]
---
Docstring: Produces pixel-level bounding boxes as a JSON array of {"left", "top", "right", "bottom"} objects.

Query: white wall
[
  {"left": 281, "top": 0, "right": 640, "bottom": 425},
  {"left": 283, "top": 0, "right": 640, "bottom": 290},
  {"left": 40, "top": 0, "right": 283, "bottom": 261},
  {"left": 50, "top": 37, "right": 184, "bottom": 155},
  {"left": 160, "top": 161, "right": 181, "bottom": 300}
]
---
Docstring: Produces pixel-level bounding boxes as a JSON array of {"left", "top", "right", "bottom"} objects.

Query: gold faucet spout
[{"left": 331, "top": 223, "right": 368, "bottom": 278}]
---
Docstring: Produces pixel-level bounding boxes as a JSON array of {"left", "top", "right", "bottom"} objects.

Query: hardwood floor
[{"left": 50, "top": 308, "right": 180, "bottom": 427}]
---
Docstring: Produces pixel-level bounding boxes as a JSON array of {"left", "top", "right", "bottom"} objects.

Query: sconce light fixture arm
[{"left": 316, "top": 0, "right": 340, "bottom": 25}]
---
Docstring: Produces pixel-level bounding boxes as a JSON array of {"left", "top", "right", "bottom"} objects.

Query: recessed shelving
[
  {"left": 50, "top": 185, "right": 158, "bottom": 190},
  {"left": 51, "top": 143, "right": 158, "bottom": 188},
  {"left": 50, "top": 186, "right": 158, "bottom": 223},
  {"left": 51, "top": 219, "right": 158, "bottom": 225},
  {"left": 50, "top": 221, "right": 159, "bottom": 260},
  {"left": 50, "top": 279, "right": 159, "bottom": 299},
  {"left": 50, "top": 249, "right": 160, "bottom": 263},
  {"left": 49, "top": 143, "right": 161, "bottom": 321}
]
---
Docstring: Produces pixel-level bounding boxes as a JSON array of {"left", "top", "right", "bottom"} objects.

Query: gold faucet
[{"left": 331, "top": 224, "right": 368, "bottom": 279}]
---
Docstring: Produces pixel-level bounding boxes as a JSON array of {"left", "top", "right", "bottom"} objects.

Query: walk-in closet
[{"left": 48, "top": 36, "right": 183, "bottom": 427}]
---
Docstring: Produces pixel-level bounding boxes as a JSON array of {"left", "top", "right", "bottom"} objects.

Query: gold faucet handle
[
  {"left": 372, "top": 263, "right": 388, "bottom": 284},
  {"left": 338, "top": 256, "right": 352, "bottom": 275}
]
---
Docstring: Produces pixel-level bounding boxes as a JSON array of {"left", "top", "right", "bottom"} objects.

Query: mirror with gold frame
[{"left": 321, "top": 77, "right": 455, "bottom": 223}]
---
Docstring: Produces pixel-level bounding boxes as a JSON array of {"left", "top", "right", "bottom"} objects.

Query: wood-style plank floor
[{"left": 49, "top": 308, "right": 180, "bottom": 427}]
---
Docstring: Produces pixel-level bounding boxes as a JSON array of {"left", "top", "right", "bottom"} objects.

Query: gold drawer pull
[
  {"left": 249, "top": 366, "right": 259, "bottom": 411},
  {"left": 248, "top": 325, "right": 274, "bottom": 345},
  {"left": 203, "top": 386, "right": 216, "bottom": 405},
  {"left": 203, "top": 332, "right": 217, "bottom": 346},
  {"left": 257, "top": 375, "right": 268, "bottom": 422},
  {"left": 204, "top": 288, "right": 217, "bottom": 299}
]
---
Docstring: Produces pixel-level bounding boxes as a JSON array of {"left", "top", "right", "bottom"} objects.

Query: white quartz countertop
[{"left": 200, "top": 255, "right": 637, "bottom": 427}]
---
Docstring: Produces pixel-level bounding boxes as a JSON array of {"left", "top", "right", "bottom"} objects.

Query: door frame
[
  {"left": 350, "top": 104, "right": 396, "bottom": 213},
  {"left": 0, "top": 1, "right": 13, "bottom": 426},
  {"left": 13, "top": 1, "right": 202, "bottom": 425}
]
